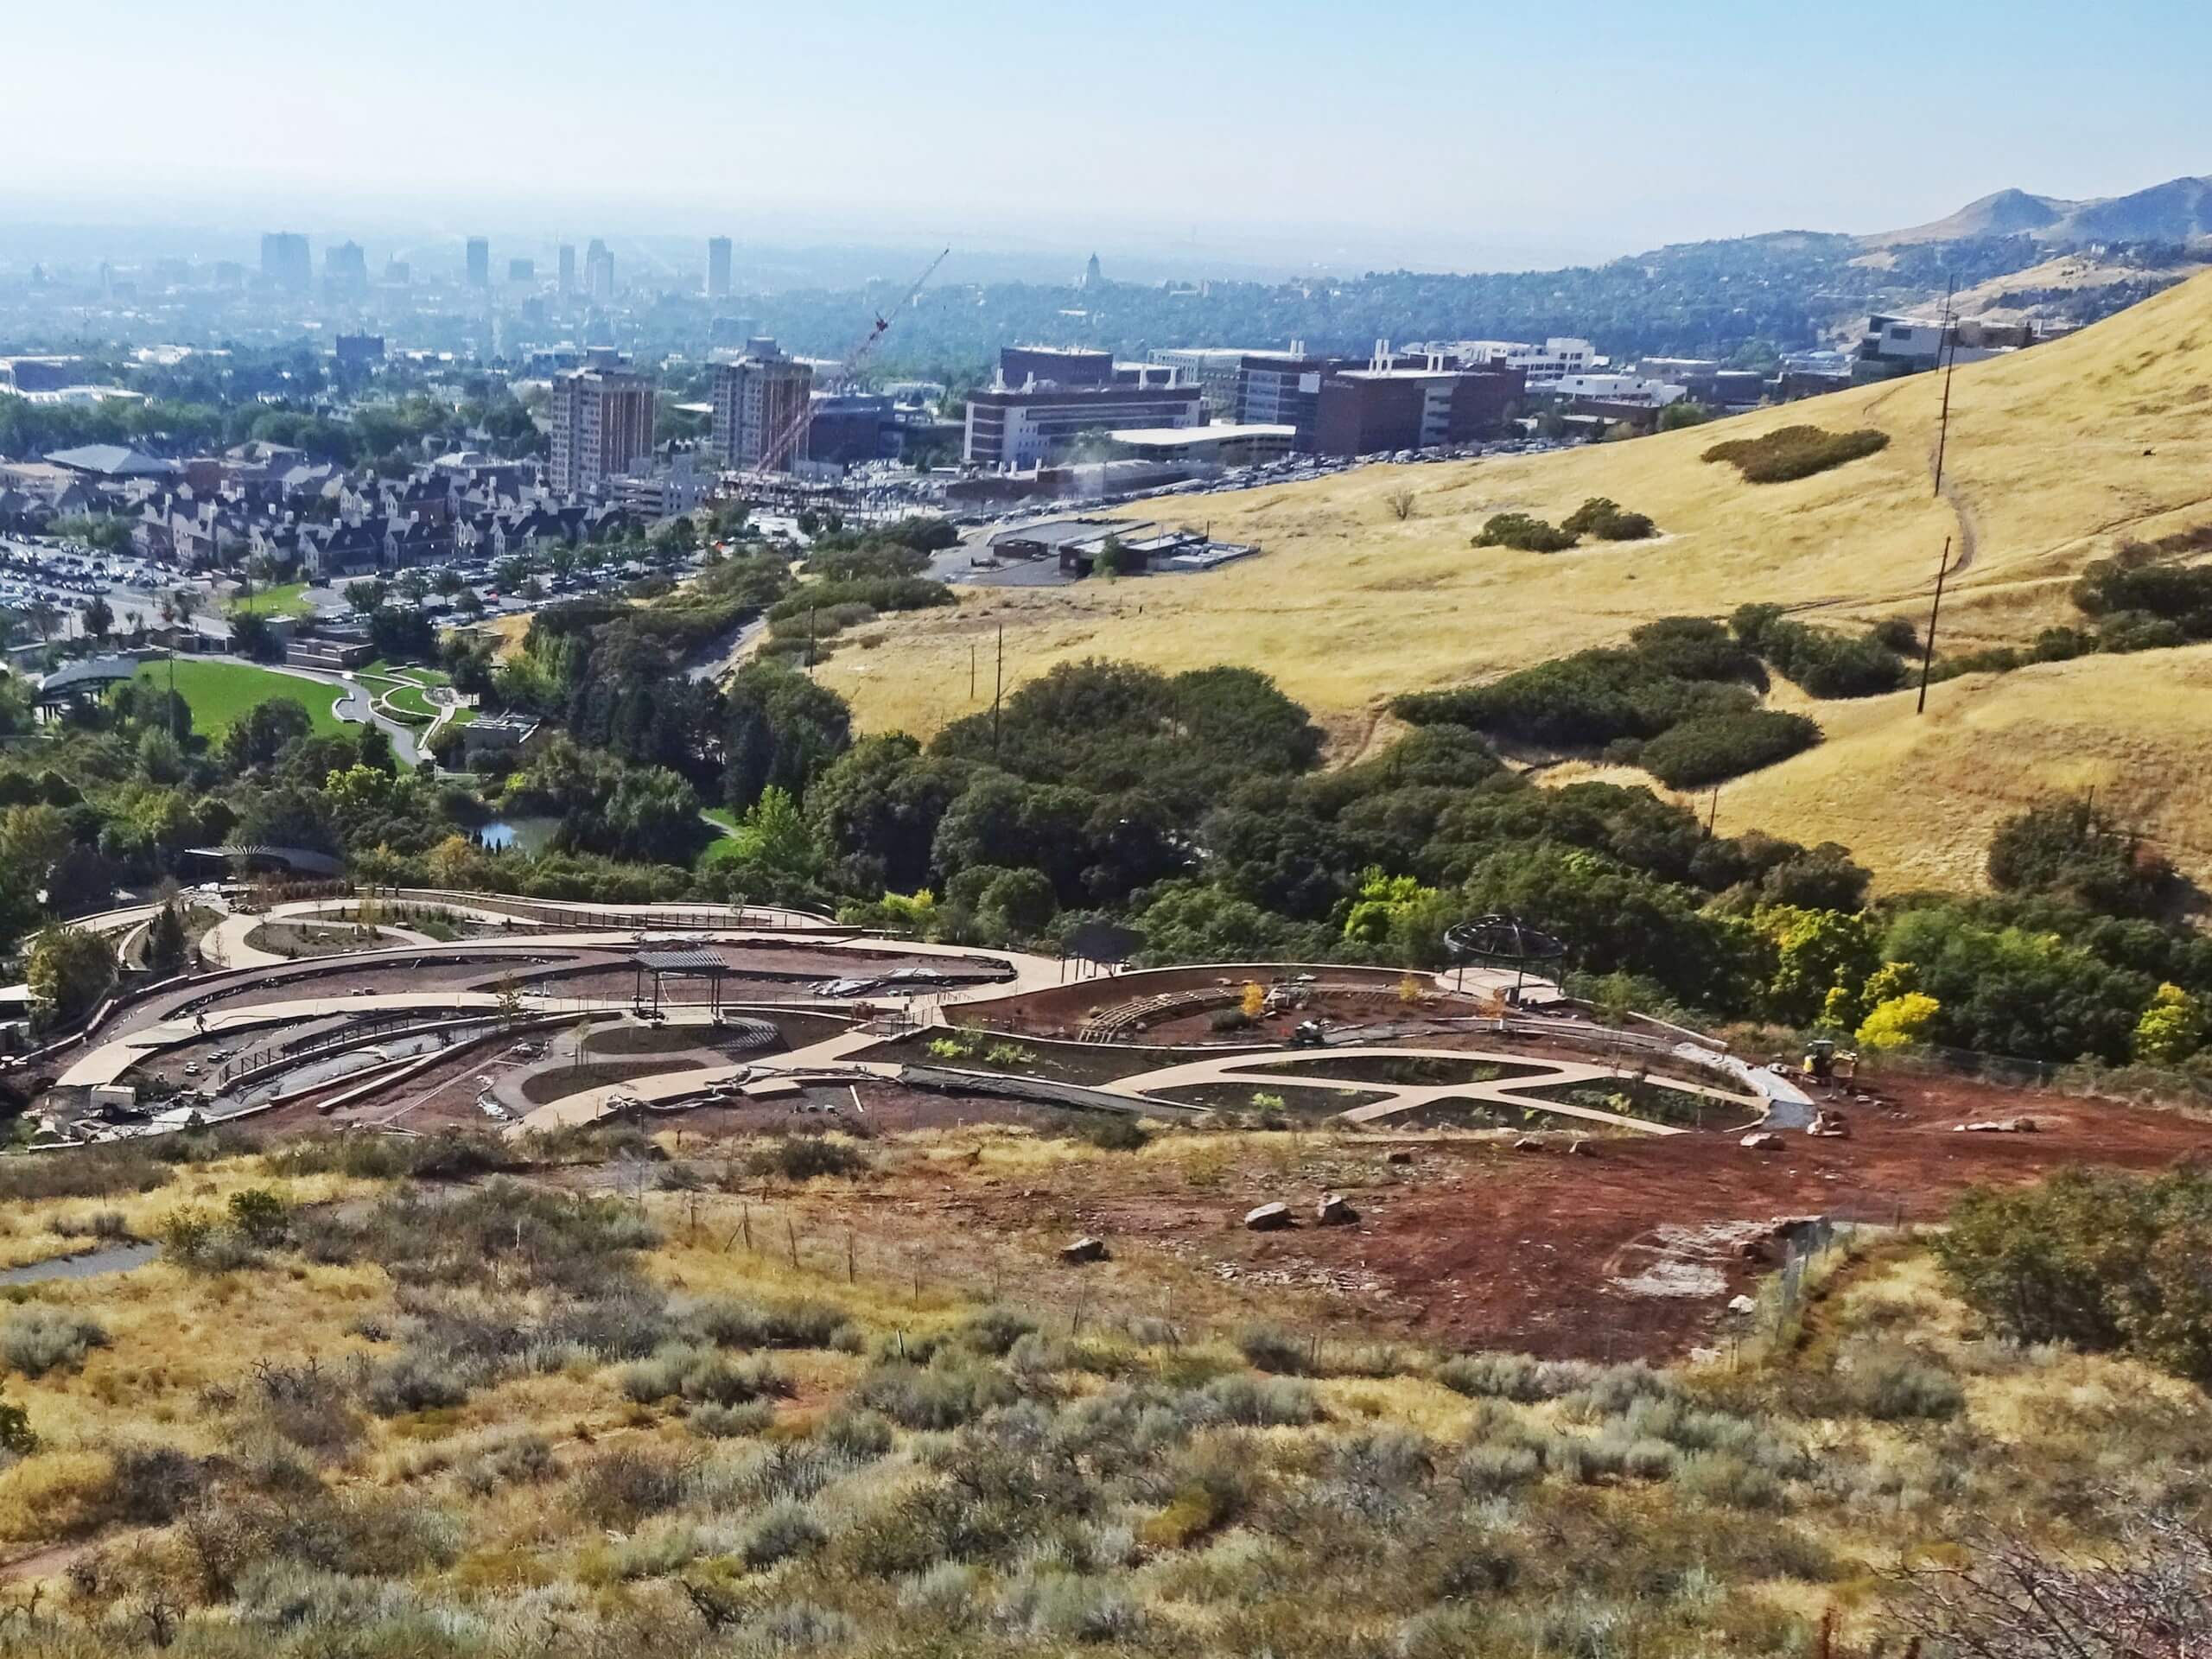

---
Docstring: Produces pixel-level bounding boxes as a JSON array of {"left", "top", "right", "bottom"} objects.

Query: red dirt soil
[{"left": 933, "top": 1069, "right": 2212, "bottom": 1362}]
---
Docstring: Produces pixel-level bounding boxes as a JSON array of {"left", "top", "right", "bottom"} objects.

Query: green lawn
[
  {"left": 134, "top": 660, "right": 346, "bottom": 739},
  {"left": 226, "top": 582, "right": 314, "bottom": 619}
]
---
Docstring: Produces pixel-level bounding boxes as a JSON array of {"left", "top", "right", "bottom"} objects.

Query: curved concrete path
[{"left": 1098, "top": 1046, "right": 1760, "bottom": 1135}]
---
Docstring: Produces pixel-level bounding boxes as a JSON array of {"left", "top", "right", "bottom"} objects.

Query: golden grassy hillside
[
  {"left": 828, "top": 270, "right": 2212, "bottom": 747},
  {"left": 1540, "top": 646, "right": 2212, "bottom": 893}
]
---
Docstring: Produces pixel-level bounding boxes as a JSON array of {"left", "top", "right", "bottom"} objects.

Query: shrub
[
  {"left": 690, "top": 1401, "right": 777, "bottom": 1439},
  {"left": 1, "top": 1306, "right": 109, "bottom": 1377},
  {"left": 1936, "top": 1166, "right": 2212, "bottom": 1383},
  {"left": 360, "top": 1351, "right": 471, "bottom": 1416},
  {"left": 1202, "top": 1374, "right": 1320, "bottom": 1427},
  {"left": 570, "top": 1449, "right": 690, "bottom": 1529},
  {"left": 1474, "top": 512, "right": 1577, "bottom": 553},
  {"left": 1731, "top": 605, "right": 1910, "bottom": 698},
  {"left": 1080, "top": 1114, "right": 1147, "bottom": 1152},
  {"left": 744, "top": 1497, "right": 828, "bottom": 1568},
  {"left": 683, "top": 1295, "right": 860, "bottom": 1352},
  {"left": 101, "top": 1444, "right": 213, "bottom": 1524},
  {"left": 226, "top": 1188, "right": 290, "bottom": 1245},
  {"left": 1235, "top": 1325, "right": 1314, "bottom": 1376},
  {"left": 852, "top": 1361, "right": 1018, "bottom": 1431},
  {"left": 1838, "top": 1351, "right": 1965, "bottom": 1421},
  {"left": 957, "top": 1306, "right": 1040, "bottom": 1357},
  {"left": 620, "top": 1343, "right": 788, "bottom": 1407},
  {"left": 1638, "top": 709, "right": 1821, "bottom": 788},
  {"left": 745, "top": 1136, "right": 868, "bottom": 1182},
  {"left": 0, "top": 1145, "right": 171, "bottom": 1203},
  {"left": 1703, "top": 424, "right": 1890, "bottom": 483},
  {"left": 1561, "top": 497, "right": 1657, "bottom": 541}
]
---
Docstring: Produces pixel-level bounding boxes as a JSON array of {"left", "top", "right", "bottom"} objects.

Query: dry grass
[
  {"left": 0, "top": 1160, "right": 381, "bottom": 1273},
  {"left": 829, "top": 271, "right": 2212, "bottom": 882},
  {"left": 1, "top": 1139, "right": 2207, "bottom": 1659},
  {"left": 1540, "top": 645, "right": 2212, "bottom": 891}
]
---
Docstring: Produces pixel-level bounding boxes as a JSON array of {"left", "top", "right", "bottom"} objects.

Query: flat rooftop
[{"left": 1108, "top": 423, "right": 1297, "bottom": 445}]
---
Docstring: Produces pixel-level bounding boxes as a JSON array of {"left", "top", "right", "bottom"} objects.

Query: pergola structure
[
  {"left": 1443, "top": 914, "right": 1568, "bottom": 1003},
  {"left": 632, "top": 947, "right": 728, "bottom": 1014}
]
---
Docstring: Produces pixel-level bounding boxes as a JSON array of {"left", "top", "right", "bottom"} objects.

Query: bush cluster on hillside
[
  {"left": 1473, "top": 512, "right": 1576, "bottom": 552},
  {"left": 1561, "top": 497, "right": 1658, "bottom": 541},
  {"left": 1636, "top": 709, "right": 1823, "bottom": 790},
  {"left": 1939, "top": 1166, "right": 2212, "bottom": 1383},
  {"left": 1732, "top": 604, "right": 1911, "bottom": 698},
  {"left": 1702, "top": 424, "right": 1890, "bottom": 483},
  {"left": 1473, "top": 498, "right": 1657, "bottom": 553}
]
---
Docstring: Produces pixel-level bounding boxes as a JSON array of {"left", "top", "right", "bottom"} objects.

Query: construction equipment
[
  {"left": 1802, "top": 1039, "right": 1858, "bottom": 1083},
  {"left": 741, "top": 245, "right": 950, "bottom": 486}
]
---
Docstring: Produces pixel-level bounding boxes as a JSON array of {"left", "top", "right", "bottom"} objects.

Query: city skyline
[{"left": 3, "top": 0, "right": 2207, "bottom": 274}]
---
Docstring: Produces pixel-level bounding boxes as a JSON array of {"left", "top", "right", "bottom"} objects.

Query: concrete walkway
[{"left": 1096, "top": 1046, "right": 1761, "bottom": 1135}]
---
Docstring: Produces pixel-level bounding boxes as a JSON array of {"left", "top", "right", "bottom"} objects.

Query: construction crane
[{"left": 742, "top": 245, "right": 950, "bottom": 486}]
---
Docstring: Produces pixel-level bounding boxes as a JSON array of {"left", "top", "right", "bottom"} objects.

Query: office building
[
  {"left": 707, "top": 236, "right": 732, "bottom": 299},
  {"left": 998, "top": 346, "right": 1114, "bottom": 389},
  {"left": 383, "top": 258, "right": 410, "bottom": 286},
  {"left": 466, "top": 237, "right": 490, "bottom": 289},
  {"left": 711, "top": 339, "right": 814, "bottom": 471},
  {"left": 557, "top": 243, "right": 576, "bottom": 295},
  {"left": 585, "top": 239, "right": 614, "bottom": 302},
  {"left": 1233, "top": 351, "right": 1338, "bottom": 449},
  {"left": 1147, "top": 347, "right": 1254, "bottom": 421},
  {"left": 1312, "top": 360, "right": 1525, "bottom": 459},
  {"left": 507, "top": 257, "right": 535, "bottom": 283},
  {"left": 964, "top": 378, "right": 1203, "bottom": 468},
  {"left": 260, "top": 232, "right": 310, "bottom": 295},
  {"left": 334, "top": 334, "right": 385, "bottom": 372},
  {"left": 322, "top": 240, "right": 368, "bottom": 298},
  {"left": 1443, "top": 337, "right": 1598, "bottom": 388},
  {"left": 546, "top": 352, "right": 656, "bottom": 495}
]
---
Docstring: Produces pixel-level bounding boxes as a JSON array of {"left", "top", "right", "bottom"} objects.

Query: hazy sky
[{"left": 9, "top": 0, "right": 2207, "bottom": 270}]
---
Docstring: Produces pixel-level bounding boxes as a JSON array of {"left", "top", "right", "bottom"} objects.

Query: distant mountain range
[{"left": 1869, "top": 175, "right": 2212, "bottom": 248}]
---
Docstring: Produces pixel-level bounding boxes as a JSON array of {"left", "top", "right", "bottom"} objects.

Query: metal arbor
[{"left": 1442, "top": 914, "right": 1568, "bottom": 1004}]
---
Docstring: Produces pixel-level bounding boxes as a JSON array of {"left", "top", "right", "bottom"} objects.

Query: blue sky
[{"left": 9, "top": 0, "right": 2206, "bottom": 270}]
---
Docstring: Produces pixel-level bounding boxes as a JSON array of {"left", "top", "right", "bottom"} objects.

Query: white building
[
  {"left": 1548, "top": 373, "right": 1688, "bottom": 408},
  {"left": 1440, "top": 337, "right": 1599, "bottom": 387}
]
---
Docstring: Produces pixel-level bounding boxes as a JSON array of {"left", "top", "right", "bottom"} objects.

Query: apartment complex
[
  {"left": 546, "top": 352, "right": 655, "bottom": 494},
  {"left": 710, "top": 338, "right": 814, "bottom": 472}
]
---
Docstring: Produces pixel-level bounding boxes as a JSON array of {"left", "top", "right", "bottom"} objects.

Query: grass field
[
  {"left": 829, "top": 269, "right": 2212, "bottom": 885},
  {"left": 134, "top": 659, "right": 347, "bottom": 740},
  {"left": 224, "top": 580, "right": 314, "bottom": 619}
]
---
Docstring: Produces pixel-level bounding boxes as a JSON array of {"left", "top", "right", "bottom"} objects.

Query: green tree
[
  {"left": 79, "top": 594, "right": 113, "bottom": 642},
  {"left": 346, "top": 578, "right": 390, "bottom": 619},
  {"left": 1856, "top": 990, "right": 1939, "bottom": 1051},
  {"left": 26, "top": 925, "right": 118, "bottom": 1027},
  {"left": 2133, "top": 982, "right": 2204, "bottom": 1065},
  {"left": 146, "top": 899, "right": 188, "bottom": 973}
]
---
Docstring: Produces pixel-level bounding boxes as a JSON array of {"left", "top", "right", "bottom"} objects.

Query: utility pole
[
  {"left": 1931, "top": 273, "right": 1959, "bottom": 498},
  {"left": 1916, "top": 536, "right": 1952, "bottom": 715},
  {"left": 990, "top": 624, "right": 1004, "bottom": 758}
]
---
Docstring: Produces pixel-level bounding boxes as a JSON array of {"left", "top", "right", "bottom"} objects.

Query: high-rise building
[
  {"left": 466, "top": 237, "right": 490, "bottom": 289},
  {"left": 710, "top": 339, "right": 814, "bottom": 472},
  {"left": 585, "top": 239, "right": 614, "bottom": 302},
  {"left": 557, "top": 243, "right": 576, "bottom": 295},
  {"left": 260, "top": 232, "right": 310, "bottom": 294},
  {"left": 323, "top": 240, "right": 369, "bottom": 298},
  {"left": 707, "top": 236, "right": 732, "bottom": 299},
  {"left": 507, "top": 257, "right": 535, "bottom": 283},
  {"left": 546, "top": 351, "right": 656, "bottom": 495},
  {"left": 384, "top": 258, "right": 410, "bottom": 286}
]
